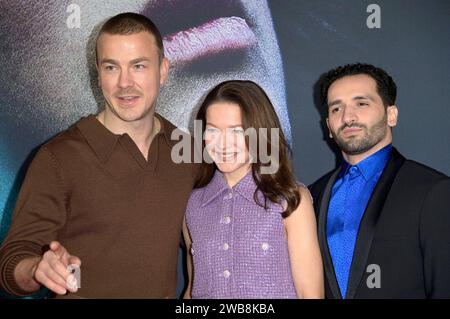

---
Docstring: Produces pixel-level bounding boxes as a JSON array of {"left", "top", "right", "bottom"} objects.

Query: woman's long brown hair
[{"left": 195, "top": 80, "right": 301, "bottom": 217}]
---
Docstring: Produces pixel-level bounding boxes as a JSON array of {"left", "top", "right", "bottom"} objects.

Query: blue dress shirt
[{"left": 327, "top": 144, "right": 392, "bottom": 298}]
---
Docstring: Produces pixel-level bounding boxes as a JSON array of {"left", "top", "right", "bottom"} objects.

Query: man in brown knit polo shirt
[{"left": 0, "top": 13, "right": 197, "bottom": 298}]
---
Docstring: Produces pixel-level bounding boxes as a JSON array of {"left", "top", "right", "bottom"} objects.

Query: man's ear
[
  {"left": 326, "top": 118, "right": 333, "bottom": 139},
  {"left": 159, "top": 57, "right": 170, "bottom": 86},
  {"left": 387, "top": 105, "right": 398, "bottom": 128}
]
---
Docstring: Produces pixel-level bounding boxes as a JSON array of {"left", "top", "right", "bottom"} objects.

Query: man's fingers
[
  {"left": 49, "top": 241, "right": 60, "bottom": 252},
  {"left": 49, "top": 241, "right": 75, "bottom": 267},
  {"left": 68, "top": 256, "right": 81, "bottom": 267},
  {"left": 34, "top": 268, "right": 67, "bottom": 295},
  {"left": 41, "top": 250, "right": 76, "bottom": 290},
  {"left": 48, "top": 257, "right": 71, "bottom": 281},
  {"left": 60, "top": 251, "right": 71, "bottom": 267},
  {"left": 45, "top": 264, "right": 70, "bottom": 290},
  {"left": 49, "top": 241, "right": 67, "bottom": 259},
  {"left": 44, "top": 242, "right": 80, "bottom": 293}
]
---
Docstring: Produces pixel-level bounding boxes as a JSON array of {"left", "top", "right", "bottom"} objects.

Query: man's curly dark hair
[{"left": 320, "top": 63, "right": 397, "bottom": 109}]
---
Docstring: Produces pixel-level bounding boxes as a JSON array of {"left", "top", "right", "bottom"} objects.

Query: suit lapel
[
  {"left": 345, "top": 148, "right": 405, "bottom": 299},
  {"left": 317, "top": 167, "right": 343, "bottom": 299}
]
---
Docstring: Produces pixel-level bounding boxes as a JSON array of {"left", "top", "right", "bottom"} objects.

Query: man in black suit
[{"left": 309, "top": 63, "right": 450, "bottom": 299}]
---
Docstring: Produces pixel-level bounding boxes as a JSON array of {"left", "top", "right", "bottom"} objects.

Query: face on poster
[{"left": 0, "top": 0, "right": 290, "bottom": 219}]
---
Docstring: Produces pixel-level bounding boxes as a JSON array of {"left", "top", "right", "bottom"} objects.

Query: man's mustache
[
  {"left": 114, "top": 89, "right": 142, "bottom": 97},
  {"left": 338, "top": 123, "right": 366, "bottom": 134}
]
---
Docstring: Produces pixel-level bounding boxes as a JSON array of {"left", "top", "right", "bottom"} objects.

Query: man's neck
[
  {"left": 342, "top": 138, "right": 392, "bottom": 166},
  {"left": 97, "top": 110, "right": 160, "bottom": 160}
]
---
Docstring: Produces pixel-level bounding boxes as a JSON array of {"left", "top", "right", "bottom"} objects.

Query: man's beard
[{"left": 331, "top": 112, "right": 388, "bottom": 156}]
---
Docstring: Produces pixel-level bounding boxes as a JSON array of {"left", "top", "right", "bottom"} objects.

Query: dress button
[
  {"left": 261, "top": 243, "right": 269, "bottom": 251},
  {"left": 223, "top": 270, "right": 231, "bottom": 278},
  {"left": 223, "top": 243, "right": 230, "bottom": 251},
  {"left": 224, "top": 216, "right": 231, "bottom": 224}
]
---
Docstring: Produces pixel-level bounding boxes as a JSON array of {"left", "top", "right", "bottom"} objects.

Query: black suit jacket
[{"left": 309, "top": 148, "right": 450, "bottom": 298}]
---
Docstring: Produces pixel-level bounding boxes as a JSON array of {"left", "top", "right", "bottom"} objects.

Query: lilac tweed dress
[{"left": 186, "top": 170, "right": 298, "bottom": 299}]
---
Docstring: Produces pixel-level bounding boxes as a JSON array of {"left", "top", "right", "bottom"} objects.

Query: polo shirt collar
[{"left": 76, "top": 113, "right": 172, "bottom": 163}]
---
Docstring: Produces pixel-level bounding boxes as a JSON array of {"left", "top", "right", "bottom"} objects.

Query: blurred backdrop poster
[
  {"left": 1, "top": 0, "right": 450, "bottom": 297},
  {"left": 0, "top": 1, "right": 289, "bottom": 243}
]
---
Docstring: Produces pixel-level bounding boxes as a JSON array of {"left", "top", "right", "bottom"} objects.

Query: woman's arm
[
  {"left": 182, "top": 216, "right": 193, "bottom": 299},
  {"left": 284, "top": 186, "right": 324, "bottom": 299}
]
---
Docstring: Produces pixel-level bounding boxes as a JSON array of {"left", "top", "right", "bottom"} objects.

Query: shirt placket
[{"left": 219, "top": 188, "right": 234, "bottom": 298}]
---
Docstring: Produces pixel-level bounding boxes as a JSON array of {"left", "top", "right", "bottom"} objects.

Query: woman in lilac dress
[{"left": 183, "top": 80, "right": 323, "bottom": 299}]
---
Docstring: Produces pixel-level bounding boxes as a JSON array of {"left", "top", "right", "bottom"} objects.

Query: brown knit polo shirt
[{"left": 0, "top": 114, "right": 198, "bottom": 298}]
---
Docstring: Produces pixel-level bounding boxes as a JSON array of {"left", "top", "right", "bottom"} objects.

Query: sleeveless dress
[{"left": 186, "top": 170, "right": 298, "bottom": 298}]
